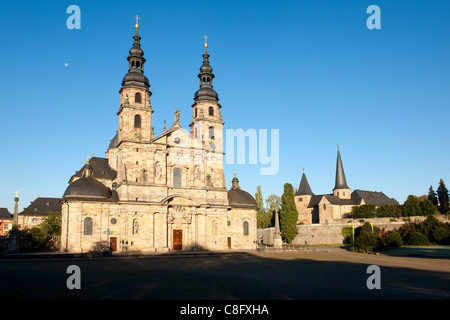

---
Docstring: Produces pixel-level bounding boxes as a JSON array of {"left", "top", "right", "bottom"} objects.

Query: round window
[{"left": 110, "top": 218, "right": 117, "bottom": 225}]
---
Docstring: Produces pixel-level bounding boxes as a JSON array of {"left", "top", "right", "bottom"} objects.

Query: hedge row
[{"left": 343, "top": 215, "right": 450, "bottom": 252}]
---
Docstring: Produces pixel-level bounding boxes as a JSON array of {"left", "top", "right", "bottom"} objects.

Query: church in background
[
  {"left": 60, "top": 18, "right": 257, "bottom": 253},
  {"left": 295, "top": 147, "right": 397, "bottom": 224}
]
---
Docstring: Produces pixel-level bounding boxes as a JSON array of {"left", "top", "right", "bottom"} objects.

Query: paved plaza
[{"left": 1, "top": 246, "right": 449, "bottom": 300}]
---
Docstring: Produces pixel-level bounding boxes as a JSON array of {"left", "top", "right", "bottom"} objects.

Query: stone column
[
  {"left": 12, "top": 192, "right": 19, "bottom": 229},
  {"left": 273, "top": 209, "right": 283, "bottom": 248}
]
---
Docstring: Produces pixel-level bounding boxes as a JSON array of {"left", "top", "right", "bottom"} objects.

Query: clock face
[{"left": 134, "top": 130, "right": 143, "bottom": 141}]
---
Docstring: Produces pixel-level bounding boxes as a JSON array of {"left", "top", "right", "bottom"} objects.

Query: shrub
[
  {"left": 351, "top": 204, "right": 376, "bottom": 218},
  {"left": 376, "top": 204, "right": 391, "bottom": 217},
  {"left": 341, "top": 226, "right": 353, "bottom": 245},
  {"left": 354, "top": 222, "right": 379, "bottom": 239},
  {"left": 397, "top": 221, "right": 420, "bottom": 242},
  {"left": 386, "top": 231, "right": 403, "bottom": 248},
  {"left": 355, "top": 231, "right": 382, "bottom": 252},
  {"left": 406, "top": 232, "right": 429, "bottom": 246},
  {"left": 432, "top": 224, "right": 450, "bottom": 244}
]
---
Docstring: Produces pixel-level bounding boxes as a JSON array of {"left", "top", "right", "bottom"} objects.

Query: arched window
[
  {"left": 209, "top": 106, "right": 214, "bottom": 116},
  {"left": 194, "top": 108, "right": 197, "bottom": 118},
  {"left": 243, "top": 221, "right": 249, "bottom": 236},
  {"left": 134, "top": 114, "right": 141, "bottom": 128},
  {"left": 209, "top": 126, "right": 214, "bottom": 140},
  {"left": 135, "top": 92, "right": 142, "bottom": 103},
  {"left": 84, "top": 217, "right": 93, "bottom": 235},
  {"left": 173, "top": 168, "right": 181, "bottom": 188},
  {"left": 136, "top": 61, "right": 141, "bottom": 68}
]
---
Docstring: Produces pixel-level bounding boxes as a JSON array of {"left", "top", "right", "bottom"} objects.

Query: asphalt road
[{"left": 1, "top": 246, "right": 449, "bottom": 301}]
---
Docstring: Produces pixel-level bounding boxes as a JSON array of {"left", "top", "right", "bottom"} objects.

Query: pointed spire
[
  {"left": 194, "top": 35, "right": 219, "bottom": 102},
  {"left": 334, "top": 146, "right": 349, "bottom": 190},
  {"left": 296, "top": 171, "right": 314, "bottom": 196}
]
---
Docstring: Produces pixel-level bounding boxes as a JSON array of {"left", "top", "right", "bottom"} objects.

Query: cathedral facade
[{"left": 60, "top": 22, "right": 257, "bottom": 253}]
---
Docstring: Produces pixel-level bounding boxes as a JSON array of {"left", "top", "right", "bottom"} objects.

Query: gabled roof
[
  {"left": 19, "top": 197, "right": 62, "bottom": 216},
  {"left": 152, "top": 125, "right": 205, "bottom": 151},
  {"left": 306, "top": 190, "right": 396, "bottom": 208},
  {"left": 0, "top": 208, "right": 12, "bottom": 219},
  {"left": 351, "top": 190, "right": 398, "bottom": 206},
  {"left": 307, "top": 194, "right": 356, "bottom": 208},
  {"left": 70, "top": 157, "right": 117, "bottom": 183}
]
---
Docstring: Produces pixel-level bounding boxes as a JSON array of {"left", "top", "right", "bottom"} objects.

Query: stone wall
[{"left": 292, "top": 215, "right": 449, "bottom": 245}]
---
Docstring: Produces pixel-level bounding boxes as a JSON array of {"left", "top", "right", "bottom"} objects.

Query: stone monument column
[
  {"left": 13, "top": 191, "right": 19, "bottom": 229},
  {"left": 273, "top": 208, "right": 283, "bottom": 248}
]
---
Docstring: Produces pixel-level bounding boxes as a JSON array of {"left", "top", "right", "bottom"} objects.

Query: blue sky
[{"left": 0, "top": 0, "right": 449, "bottom": 213}]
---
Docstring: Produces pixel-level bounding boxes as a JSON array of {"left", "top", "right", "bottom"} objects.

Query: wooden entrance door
[
  {"left": 173, "top": 230, "right": 182, "bottom": 250},
  {"left": 227, "top": 237, "right": 231, "bottom": 249},
  {"left": 110, "top": 237, "right": 117, "bottom": 251}
]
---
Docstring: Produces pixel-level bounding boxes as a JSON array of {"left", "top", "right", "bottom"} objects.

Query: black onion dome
[
  {"left": 121, "top": 28, "right": 150, "bottom": 90},
  {"left": 194, "top": 50, "right": 219, "bottom": 102},
  {"left": 122, "top": 71, "right": 150, "bottom": 88},
  {"left": 194, "top": 86, "right": 219, "bottom": 101},
  {"left": 63, "top": 177, "right": 112, "bottom": 199},
  {"left": 227, "top": 175, "right": 257, "bottom": 209},
  {"left": 228, "top": 189, "right": 257, "bottom": 209}
]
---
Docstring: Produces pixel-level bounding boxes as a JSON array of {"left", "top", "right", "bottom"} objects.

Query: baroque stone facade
[{"left": 60, "top": 23, "right": 257, "bottom": 253}]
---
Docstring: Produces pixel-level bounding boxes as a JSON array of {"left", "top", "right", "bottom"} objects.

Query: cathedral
[{"left": 60, "top": 20, "right": 257, "bottom": 253}]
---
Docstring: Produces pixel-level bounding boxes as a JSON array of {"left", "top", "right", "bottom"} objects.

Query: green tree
[
  {"left": 403, "top": 195, "right": 421, "bottom": 217},
  {"left": 255, "top": 186, "right": 266, "bottom": 228},
  {"left": 280, "top": 183, "right": 298, "bottom": 244},
  {"left": 265, "top": 194, "right": 281, "bottom": 227},
  {"left": 351, "top": 204, "right": 376, "bottom": 218},
  {"left": 39, "top": 212, "right": 61, "bottom": 236},
  {"left": 419, "top": 198, "right": 437, "bottom": 216},
  {"left": 376, "top": 204, "right": 391, "bottom": 217},
  {"left": 437, "top": 179, "right": 449, "bottom": 215},
  {"left": 428, "top": 185, "right": 438, "bottom": 206}
]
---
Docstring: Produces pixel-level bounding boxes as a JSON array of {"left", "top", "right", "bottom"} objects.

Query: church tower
[
  {"left": 189, "top": 36, "right": 225, "bottom": 189},
  {"left": 115, "top": 16, "right": 154, "bottom": 186},
  {"left": 333, "top": 146, "right": 351, "bottom": 199},
  {"left": 294, "top": 170, "right": 315, "bottom": 223}
]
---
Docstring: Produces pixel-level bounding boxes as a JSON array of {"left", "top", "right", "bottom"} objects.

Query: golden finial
[
  {"left": 87, "top": 156, "right": 90, "bottom": 164},
  {"left": 134, "top": 14, "right": 140, "bottom": 30},
  {"left": 234, "top": 172, "right": 236, "bottom": 177},
  {"left": 204, "top": 34, "right": 208, "bottom": 51}
]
